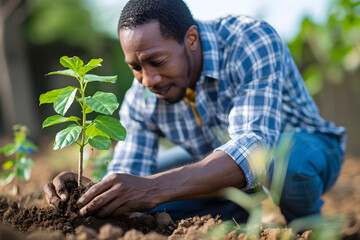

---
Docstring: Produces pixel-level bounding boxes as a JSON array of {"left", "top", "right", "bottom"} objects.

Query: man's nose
[{"left": 142, "top": 70, "right": 161, "bottom": 88}]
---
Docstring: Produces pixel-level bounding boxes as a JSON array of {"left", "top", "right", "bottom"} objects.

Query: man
[{"left": 44, "top": 0, "right": 346, "bottom": 223}]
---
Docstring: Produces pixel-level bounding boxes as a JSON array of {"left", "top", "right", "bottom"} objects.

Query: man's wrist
[{"left": 145, "top": 173, "right": 179, "bottom": 205}]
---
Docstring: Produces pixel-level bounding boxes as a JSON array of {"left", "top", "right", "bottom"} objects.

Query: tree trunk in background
[
  {"left": 0, "top": 0, "right": 17, "bottom": 134},
  {"left": 0, "top": 0, "right": 40, "bottom": 138},
  {"left": 319, "top": 74, "right": 360, "bottom": 156}
]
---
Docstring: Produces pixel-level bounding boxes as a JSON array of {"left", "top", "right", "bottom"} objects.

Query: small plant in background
[
  {"left": 0, "top": 124, "right": 38, "bottom": 194},
  {"left": 39, "top": 56, "right": 126, "bottom": 187},
  {"left": 84, "top": 147, "right": 113, "bottom": 182},
  {"left": 221, "top": 134, "right": 293, "bottom": 237}
]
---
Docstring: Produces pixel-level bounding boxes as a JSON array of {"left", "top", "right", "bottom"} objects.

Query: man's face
[{"left": 119, "top": 22, "right": 194, "bottom": 103}]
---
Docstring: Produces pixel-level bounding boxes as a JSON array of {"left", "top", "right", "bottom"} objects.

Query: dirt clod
[
  {"left": 0, "top": 224, "right": 20, "bottom": 240},
  {"left": 98, "top": 223, "right": 124, "bottom": 240},
  {"left": 142, "top": 214, "right": 156, "bottom": 228},
  {"left": 155, "top": 212, "right": 174, "bottom": 227},
  {"left": 26, "top": 230, "right": 65, "bottom": 240},
  {"left": 123, "top": 229, "right": 144, "bottom": 240},
  {"left": 76, "top": 225, "right": 98, "bottom": 240},
  {"left": 142, "top": 231, "right": 168, "bottom": 240}
]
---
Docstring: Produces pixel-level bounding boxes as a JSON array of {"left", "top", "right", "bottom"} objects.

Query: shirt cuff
[{"left": 214, "top": 132, "right": 266, "bottom": 190}]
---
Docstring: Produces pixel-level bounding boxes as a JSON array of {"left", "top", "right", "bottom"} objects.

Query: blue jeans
[{"left": 149, "top": 132, "right": 344, "bottom": 223}]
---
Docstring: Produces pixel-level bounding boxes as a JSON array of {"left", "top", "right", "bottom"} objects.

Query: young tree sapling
[
  {"left": 0, "top": 124, "right": 38, "bottom": 193},
  {"left": 39, "top": 56, "right": 126, "bottom": 187}
]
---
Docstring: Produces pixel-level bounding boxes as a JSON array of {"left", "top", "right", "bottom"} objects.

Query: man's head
[
  {"left": 118, "top": 0, "right": 196, "bottom": 43},
  {"left": 118, "top": 0, "right": 203, "bottom": 103}
]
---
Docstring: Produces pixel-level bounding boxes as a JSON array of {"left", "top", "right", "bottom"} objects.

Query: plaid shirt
[{"left": 107, "top": 15, "right": 347, "bottom": 190}]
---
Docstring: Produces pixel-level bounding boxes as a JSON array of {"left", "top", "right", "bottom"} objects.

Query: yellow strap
[{"left": 183, "top": 88, "right": 202, "bottom": 126}]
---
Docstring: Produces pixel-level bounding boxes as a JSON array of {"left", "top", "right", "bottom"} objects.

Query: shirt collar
[{"left": 197, "top": 20, "right": 220, "bottom": 83}]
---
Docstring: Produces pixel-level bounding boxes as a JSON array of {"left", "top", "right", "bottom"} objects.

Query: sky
[{"left": 87, "top": 0, "right": 330, "bottom": 41}]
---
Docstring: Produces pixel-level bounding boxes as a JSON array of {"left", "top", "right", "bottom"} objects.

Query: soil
[
  {"left": 0, "top": 180, "right": 175, "bottom": 239},
  {"left": 0, "top": 138, "right": 359, "bottom": 239}
]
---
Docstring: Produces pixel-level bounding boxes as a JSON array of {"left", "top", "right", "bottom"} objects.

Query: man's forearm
[{"left": 146, "top": 150, "right": 246, "bottom": 205}]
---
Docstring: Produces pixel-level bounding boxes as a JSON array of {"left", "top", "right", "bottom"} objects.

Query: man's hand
[
  {"left": 77, "top": 173, "right": 160, "bottom": 218},
  {"left": 43, "top": 171, "right": 92, "bottom": 208}
]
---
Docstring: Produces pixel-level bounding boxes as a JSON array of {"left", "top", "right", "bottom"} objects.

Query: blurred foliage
[
  {"left": 23, "top": 0, "right": 133, "bottom": 122},
  {"left": 18, "top": 0, "right": 360, "bottom": 154},
  {"left": 222, "top": 134, "right": 293, "bottom": 237},
  {"left": 22, "top": 0, "right": 359, "bottom": 105},
  {"left": 0, "top": 125, "right": 37, "bottom": 187},
  {"left": 84, "top": 147, "right": 113, "bottom": 182},
  {"left": 25, "top": 0, "right": 99, "bottom": 52},
  {"left": 288, "top": 0, "right": 360, "bottom": 96}
]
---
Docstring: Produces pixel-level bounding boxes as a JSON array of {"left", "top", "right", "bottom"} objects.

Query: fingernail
[
  {"left": 77, "top": 196, "right": 83, "bottom": 204},
  {"left": 51, "top": 198, "right": 61, "bottom": 209},
  {"left": 79, "top": 208, "right": 85, "bottom": 216},
  {"left": 60, "top": 194, "right": 67, "bottom": 201}
]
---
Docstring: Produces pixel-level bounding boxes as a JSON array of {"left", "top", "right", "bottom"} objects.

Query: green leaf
[
  {"left": 85, "top": 107, "right": 94, "bottom": 114},
  {"left": 17, "top": 157, "right": 34, "bottom": 169},
  {"left": 85, "top": 92, "right": 119, "bottom": 115},
  {"left": 21, "top": 141, "right": 39, "bottom": 152},
  {"left": 1, "top": 143, "right": 18, "bottom": 157},
  {"left": 86, "top": 124, "right": 108, "bottom": 138},
  {"left": 1, "top": 170, "right": 16, "bottom": 186},
  {"left": 270, "top": 133, "right": 293, "bottom": 205},
  {"left": 15, "top": 168, "right": 25, "bottom": 180},
  {"left": 42, "top": 115, "right": 80, "bottom": 128},
  {"left": 222, "top": 187, "right": 266, "bottom": 212},
  {"left": 84, "top": 74, "right": 117, "bottom": 83},
  {"left": 88, "top": 136, "right": 111, "bottom": 150},
  {"left": 23, "top": 167, "right": 32, "bottom": 181},
  {"left": 78, "top": 66, "right": 99, "bottom": 76},
  {"left": 17, "top": 157, "right": 34, "bottom": 181},
  {"left": 39, "top": 88, "right": 65, "bottom": 106},
  {"left": 60, "top": 56, "right": 84, "bottom": 73},
  {"left": 14, "top": 134, "right": 25, "bottom": 145},
  {"left": 46, "top": 69, "right": 79, "bottom": 78},
  {"left": 54, "top": 87, "right": 77, "bottom": 116},
  {"left": 2, "top": 160, "right": 14, "bottom": 170},
  {"left": 93, "top": 116, "right": 126, "bottom": 141},
  {"left": 76, "top": 97, "right": 94, "bottom": 114},
  {"left": 88, "top": 58, "right": 103, "bottom": 66},
  {"left": 78, "top": 58, "right": 103, "bottom": 76},
  {"left": 54, "top": 124, "right": 82, "bottom": 150}
]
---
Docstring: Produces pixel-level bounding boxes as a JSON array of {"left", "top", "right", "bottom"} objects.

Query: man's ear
[{"left": 185, "top": 25, "right": 200, "bottom": 51}]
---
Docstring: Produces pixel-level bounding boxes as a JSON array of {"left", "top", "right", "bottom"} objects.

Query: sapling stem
[{"left": 78, "top": 77, "right": 86, "bottom": 187}]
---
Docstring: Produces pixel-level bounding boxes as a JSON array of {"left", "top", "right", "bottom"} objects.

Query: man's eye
[
  {"left": 151, "top": 60, "right": 165, "bottom": 67},
  {"left": 132, "top": 65, "right": 142, "bottom": 71}
]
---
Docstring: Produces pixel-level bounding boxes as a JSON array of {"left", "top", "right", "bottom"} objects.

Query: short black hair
[{"left": 118, "top": 0, "right": 196, "bottom": 43}]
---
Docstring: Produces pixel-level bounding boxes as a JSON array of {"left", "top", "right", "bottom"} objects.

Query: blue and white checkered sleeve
[
  {"left": 216, "top": 22, "right": 285, "bottom": 190},
  {"left": 105, "top": 82, "right": 159, "bottom": 178}
]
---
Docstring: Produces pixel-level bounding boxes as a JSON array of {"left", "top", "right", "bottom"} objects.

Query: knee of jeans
[
  {"left": 280, "top": 156, "right": 324, "bottom": 212},
  {"left": 282, "top": 154, "right": 323, "bottom": 195},
  {"left": 285, "top": 141, "right": 325, "bottom": 178},
  {"left": 280, "top": 172, "right": 324, "bottom": 221},
  {"left": 282, "top": 168, "right": 323, "bottom": 196}
]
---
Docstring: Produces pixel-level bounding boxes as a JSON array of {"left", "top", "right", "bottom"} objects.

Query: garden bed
[{"left": 0, "top": 139, "right": 359, "bottom": 239}]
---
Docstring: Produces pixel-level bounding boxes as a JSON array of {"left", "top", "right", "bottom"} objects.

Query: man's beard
[
  {"left": 165, "top": 46, "right": 193, "bottom": 104},
  {"left": 165, "top": 87, "right": 187, "bottom": 104}
]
